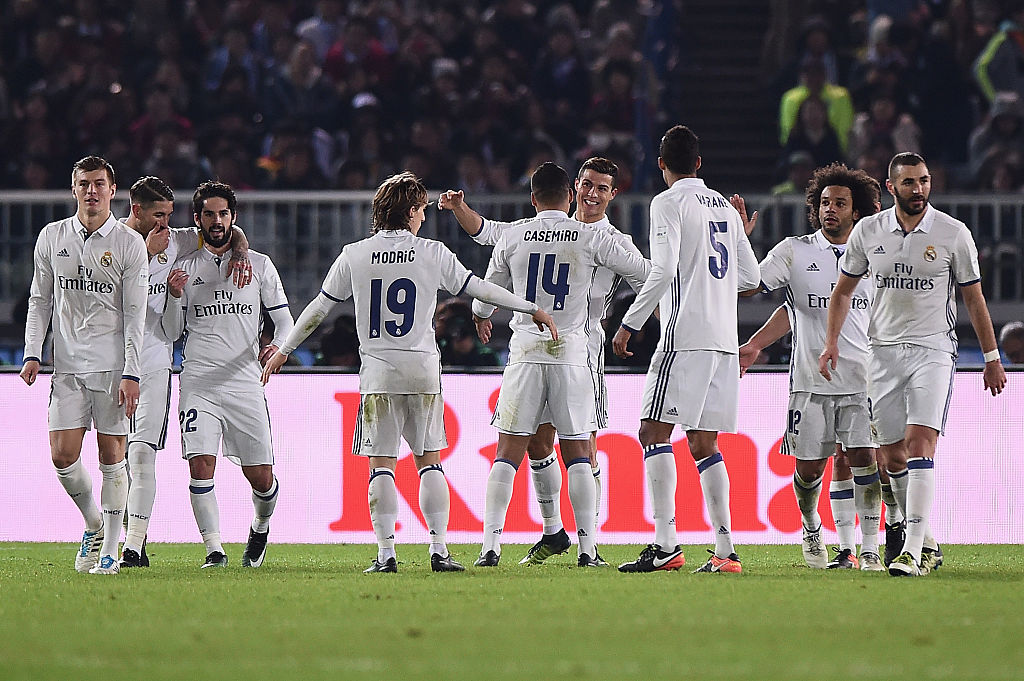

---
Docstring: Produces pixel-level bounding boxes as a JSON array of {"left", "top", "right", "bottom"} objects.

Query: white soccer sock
[
  {"left": 189, "top": 477, "right": 224, "bottom": 555},
  {"left": 251, "top": 476, "right": 279, "bottom": 533},
  {"left": 880, "top": 482, "right": 904, "bottom": 525},
  {"left": 482, "top": 459, "right": 517, "bottom": 555},
  {"left": 852, "top": 464, "right": 881, "bottom": 554},
  {"left": 593, "top": 463, "right": 602, "bottom": 525},
  {"left": 529, "top": 452, "right": 563, "bottom": 534},
  {"left": 418, "top": 464, "right": 449, "bottom": 557},
  {"left": 792, "top": 471, "right": 823, "bottom": 531},
  {"left": 829, "top": 479, "right": 857, "bottom": 552},
  {"left": 888, "top": 468, "right": 909, "bottom": 520},
  {"left": 566, "top": 458, "right": 596, "bottom": 558},
  {"left": 124, "top": 442, "right": 157, "bottom": 553},
  {"left": 98, "top": 460, "right": 128, "bottom": 558},
  {"left": 367, "top": 468, "right": 398, "bottom": 562},
  {"left": 904, "top": 458, "right": 935, "bottom": 562},
  {"left": 54, "top": 458, "right": 102, "bottom": 531},
  {"left": 644, "top": 444, "right": 677, "bottom": 549},
  {"left": 698, "top": 453, "right": 734, "bottom": 558}
]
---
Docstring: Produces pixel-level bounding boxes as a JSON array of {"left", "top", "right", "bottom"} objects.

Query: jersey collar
[
  {"left": 75, "top": 212, "right": 119, "bottom": 240},
  {"left": 885, "top": 204, "right": 934, "bottom": 234},
  {"left": 536, "top": 209, "right": 570, "bottom": 219},
  {"left": 812, "top": 229, "right": 844, "bottom": 251}
]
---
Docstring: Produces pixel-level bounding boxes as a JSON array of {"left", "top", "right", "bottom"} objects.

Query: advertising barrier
[{"left": 1, "top": 372, "right": 1020, "bottom": 544}]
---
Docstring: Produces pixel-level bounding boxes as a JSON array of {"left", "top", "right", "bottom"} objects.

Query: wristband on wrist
[{"left": 983, "top": 349, "right": 1001, "bottom": 363}]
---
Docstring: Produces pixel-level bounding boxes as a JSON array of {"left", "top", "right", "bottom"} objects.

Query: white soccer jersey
[
  {"left": 472, "top": 210, "right": 649, "bottom": 366},
  {"left": 319, "top": 230, "right": 476, "bottom": 394},
  {"left": 474, "top": 214, "right": 643, "bottom": 365},
  {"left": 24, "top": 213, "right": 148, "bottom": 377},
  {"left": 759, "top": 231, "right": 872, "bottom": 394},
  {"left": 138, "top": 227, "right": 201, "bottom": 374},
  {"left": 621, "top": 178, "right": 759, "bottom": 353},
  {"left": 841, "top": 205, "right": 981, "bottom": 355},
  {"left": 163, "top": 248, "right": 292, "bottom": 391}
]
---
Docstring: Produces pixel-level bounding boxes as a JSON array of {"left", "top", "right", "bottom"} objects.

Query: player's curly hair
[
  {"left": 192, "top": 181, "right": 237, "bottom": 218},
  {"left": 805, "top": 162, "right": 880, "bottom": 231},
  {"left": 371, "top": 172, "right": 428, "bottom": 233}
]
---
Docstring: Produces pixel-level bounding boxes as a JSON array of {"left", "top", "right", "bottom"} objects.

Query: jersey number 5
[
  {"left": 708, "top": 220, "right": 730, "bottom": 279},
  {"left": 369, "top": 278, "right": 416, "bottom": 338},
  {"left": 525, "top": 253, "right": 570, "bottom": 310}
]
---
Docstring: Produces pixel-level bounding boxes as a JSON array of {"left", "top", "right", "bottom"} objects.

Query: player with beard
[
  {"left": 161, "top": 181, "right": 294, "bottom": 569},
  {"left": 737, "top": 164, "right": 884, "bottom": 570},
  {"left": 820, "top": 152, "right": 1006, "bottom": 576}
]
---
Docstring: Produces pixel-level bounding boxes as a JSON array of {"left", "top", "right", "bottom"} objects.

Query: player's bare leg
[
  {"left": 86, "top": 433, "right": 128, "bottom": 574},
  {"left": 51, "top": 428, "right": 105, "bottom": 573}
]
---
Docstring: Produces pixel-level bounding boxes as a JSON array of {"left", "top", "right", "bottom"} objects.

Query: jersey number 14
[{"left": 525, "top": 253, "right": 570, "bottom": 310}]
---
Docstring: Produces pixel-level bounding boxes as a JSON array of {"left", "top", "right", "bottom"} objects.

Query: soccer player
[
  {"left": 612, "top": 125, "right": 759, "bottom": 574},
  {"left": 438, "top": 157, "right": 643, "bottom": 566},
  {"left": 737, "top": 163, "right": 884, "bottom": 571},
  {"left": 819, "top": 152, "right": 1007, "bottom": 577},
  {"left": 119, "top": 176, "right": 252, "bottom": 568},
  {"left": 470, "top": 162, "right": 649, "bottom": 568},
  {"left": 261, "top": 172, "right": 557, "bottom": 574},
  {"left": 21, "top": 156, "right": 148, "bottom": 575},
  {"left": 161, "top": 181, "right": 294, "bottom": 569}
]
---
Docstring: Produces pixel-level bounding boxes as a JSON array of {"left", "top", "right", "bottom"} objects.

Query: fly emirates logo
[
  {"left": 875, "top": 262, "right": 935, "bottom": 291},
  {"left": 192, "top": 289, "right": 253, "bottom": 317},
  {"left": 57, "top": 265, "right": 114, "bottom": 293}
]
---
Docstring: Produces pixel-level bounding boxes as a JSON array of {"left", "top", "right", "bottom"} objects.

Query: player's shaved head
[{"left": 531, "top": 162, "right": 572, "bottom": 205}]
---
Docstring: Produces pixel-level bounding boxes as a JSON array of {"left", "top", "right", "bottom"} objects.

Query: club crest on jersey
[
  {"left": 923, "top": 246, "right": 937, "bottom": 262},
  {"left": 157, "top": 252, "right": 168, "bottom": 264},
  {"left": 100, "top": 251, "right": 113, "bottom": 267},
  {"left": 806, "top": 262, "right": 820, "bottom": 272}
]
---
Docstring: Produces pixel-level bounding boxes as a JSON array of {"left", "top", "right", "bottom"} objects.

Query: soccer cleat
[
  {"left": 74, "top": 526, "right": 104, "bottom": 574},
  {"left": 693, "top": 549, "right": 742, "bottom": 574},
  {"left": 888, "top": 551, "right": 922, "bottom": 577},
  {"left": 518, "top": 528, "right": 572, "bottom": 565},
  {"left": 430, "top": 553, "right": 465, "bottom": 572},
  {"left": 119, "top": 548, "right": 147, "bottom": 569},
  {"left": 591, "top": 551, "right": 609, "bottom": 567},
  {"left": 474, "top": 550, "right": 500, "bottom": 567},
  {"left": 859, "top": 551, "right": 884, "bottom": 571},
  {"left": 363, "top": 556, "right": 398, "bottom": 573},
  {"left": 618, "top": 544, "right": 685, "bottom": 573},
  {"left": 201, "top": 551, "right": 228, "bottom": 568},
  {"left": 884, "top": 520, "right": 906, "bottom": 567},
  {"left": 826, "top": 547, "right": 860, "bottom": 569},
  {"left": 140, "top": 536, "right": 150, "bottom": 567},
  {"left": 801, "top": 524, "right": 827, "bottom": 569},
  {"left": 89, "top": 555, "right": 120, "bottom": 575},
  {"left": 577, "top": 553, "right": 607, "bottom": 567},
  {"left": 242, "top": 528, "right": 269, "bottom": 568},
  {"left": 920, "top": 544, "right": 944, "bottom": 572}
]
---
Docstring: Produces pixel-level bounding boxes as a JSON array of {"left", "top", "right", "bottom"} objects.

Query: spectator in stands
[
  {"left": 969, "top": 91, "right": 1024, "bottom": 180},
  {"left": 847, "top": 90, "right": 922, "bottom": 164},
  {"left": 1000, "top": 321, "right": 1024, "bottom": 363},
  {"left": 779, "top": 57, "right": 855, "bottom": 154},
  {"left": 532, "top": 25, "right": 591, "bottom": 142},
  {"left": 773, "top": 15, "right": 852, "bottom": 94},
  {"left": 202, "top": 22, "right": 260, "bottom": 94},
  {"left": 267, "top": 144, "right": 329, "bottom": 190},
  {"left": 772, "top": 150, "right": 816, "bottom": 195},
  {"left": 435, "top": 299, "right": 499, "bottom": 368},
  {"left": 975, "top": 150, "right": 1024, "bottom": 192},
  {"left": 318, "top": 314, "right": 360, "bottom": 368},
  {"left": 295, "top": 0, "right": 345, "bottom": 63},
  {"left": 779, "top": 96, "right": 845, "bottom": 170},
  {"left": 261, "top": 39, "right": 340, "bottom": 131},
  {"left": 974, "top": 1, "right": 1024, "bottom": 104},
  {"left": 128, "top": 85, "right": 194, "bottom": 160},
  {"left": 323, "top": 16, "right": 394, "bottom": 89}
]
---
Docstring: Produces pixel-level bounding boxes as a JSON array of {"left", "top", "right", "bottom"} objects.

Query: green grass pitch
[{"left": 1, "top": 543, "right": 1021, "bottom": 681}]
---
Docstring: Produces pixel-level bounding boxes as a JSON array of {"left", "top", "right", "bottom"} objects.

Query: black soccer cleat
[
  {"left": 363, "top": 556, "right": 398, "bottom": 573},
  {"left": 119, "top": 548, "right": 147, "bottom": 569},
  {"left": 474, "top": 550, "right": 500, "bottom": 567},
  {"left": 139, "top": 536, "right": 150, "bottom": 567},
  {"left": 242, "top": 528, "right": 269, "bottom": 568},
  {"left": 884, "top": 520, "right": 906, "bottom": 567},
  {"left": 591, "top": 550, "right": 610, "bottom": 567},
  {"left": 201, "top": 551, "right": 228, "bottom": 568},
  {"left": 518, "top": 528, "right": 572, "bottom": 564},
  {"left": 430, "top": 553, "right": 466, "bottom": 572},
  {"left": 618, "top": 544, "right": 685, "bottom": 572},
  {"left": 577, "top": 553, "right": 607, "bottom": 567},
  {"left": 826, "top": 547, "right": 860, "bottom": 569}
]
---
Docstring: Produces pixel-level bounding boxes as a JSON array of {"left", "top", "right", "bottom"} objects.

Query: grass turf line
[{"left": 1, "top": 543, "right": 1021, "bottom": 681}]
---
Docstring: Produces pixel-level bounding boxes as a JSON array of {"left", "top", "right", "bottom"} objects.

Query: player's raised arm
[
  {"left": 438, "top": 190, "right": 485, "bottom": 236},
  {"left": 818, "top": 272, "right": 859, "bottom": 380}
]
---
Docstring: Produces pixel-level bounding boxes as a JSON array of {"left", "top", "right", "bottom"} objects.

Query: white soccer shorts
[
  {"left": 129, "top": 368, "right": 171, "bottom": 450},
  {"left": 640, "top": 349, "right": 739, "bottom": 433},
  {"left": 178, "top": 386, "right": 274, "bottom": 466},
  {"left": 868, "top": 344, "right": 955, "bottom": 445},
  {"left": 492, "top": 362, "right": 597, "bottom": 439},
  {"left": 352, "top": 393, "right": 447, "bottom": 458},
  {"left": 48, "top": 370, "right": 129, "bottom": 435},
  {"left": 781, "top": 391, "right": 875, "bottom": 460}
]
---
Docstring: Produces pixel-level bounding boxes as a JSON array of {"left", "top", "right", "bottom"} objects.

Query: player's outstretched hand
[
  {"left": 167, "top": 268, "right": 190, "bottom": 298},
  {"left": 261, "top": 351, "right": 289, "bottom": 384},
  {"left": 818, "top": 344, "right": 838, "bottom": 381},
  {"left": 145, "top": 224, "right": 170, "bottom": 257},
  {"left": 19, "top": 359, "right": 40, "bottom": 386},
  {"left": 730, "top": 194, "right": 759, "bottom": 237},
  {"left": 437, "top": 190, "right": 465, "bottom": 211},
  {"left": 612, "top": 325, "right": 632, "bottom": 358},
  {"left": 738, "top": 341, "right": 762, "bottom": 377},
  {"left": 228, "top": 251, "right": 253, "bottom": 288},
  {"left": 473, "top": 315, "right": 492, "bottom": 343},
  {"left": 983, "top": 360, "right": 1007, "bottom": 396},
  {"left": 531, "top": 308, "right": 558, "bottom": 340},
  {"left": 118, "top": 378, "right": 140, "bottom": 418}
]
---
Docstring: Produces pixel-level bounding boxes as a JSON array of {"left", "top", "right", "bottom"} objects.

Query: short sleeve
[
  {"left": 841, "top": 222, "right": 869, "bottom": 277},
  {"left": 951, "top": 225, "right": 981, "bottom": 285},
  {"left": 321, "top": 250, "right": 354, "bottom": 302},
  {"left": 758, "top": 239, "right": 794, "bottom": 292},
  {"left": 436, "top": 242, "right": 474, "bottom": 295}
]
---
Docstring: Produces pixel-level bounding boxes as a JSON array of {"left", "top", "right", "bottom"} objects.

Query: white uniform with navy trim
[
  {"left": 132, "top": 227, "right": 201, "bottom": 449},
  {"left": 841, "top": 205, "right": 980, "bottom": 442},
  {"left": 472, "top": 210, "right": 649, "bottom": 437},
  {"left": 472, "top": 215, "right": 643, "bottom": 428},
  {"left": 24, "top": 213, "right": 148, "bottom": 434},
  {"left": 759, "top": 231, "right": 874, "bottom": 458},
  {"left": 621, "top": 178, "right": 759, "bottom": 431},
  {"left": 162, "top": 248, "right": 292, "bottom": 465}
]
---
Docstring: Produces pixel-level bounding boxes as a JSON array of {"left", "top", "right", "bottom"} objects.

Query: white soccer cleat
[
  {"left": 802, "top": 525, "right": 827, "bottom": 569},
  {"left": 89, "top": 555, "right": 120, "bottom": 575},
  {"left": 75, "top": 526, "right": 104, "bottom": 574},
  {"left": 859, "top": 551, "right": 884, "bottom": 571}
]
